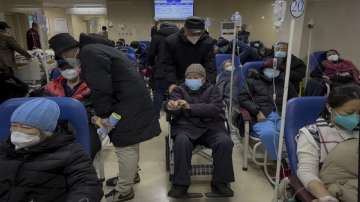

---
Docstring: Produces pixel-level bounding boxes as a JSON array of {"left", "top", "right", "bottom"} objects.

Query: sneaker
[
  {"left": 211, "top": 182, "right": 234, "bottom": 197},
  {"left": 106, "top": 173, "right": 141, "bottom": 187},
  {"left": 167, "top": 185, "right": 189, "bottom": 198},
  {"left": 105, "top": 188, "right": 135, "bottom": 202}
]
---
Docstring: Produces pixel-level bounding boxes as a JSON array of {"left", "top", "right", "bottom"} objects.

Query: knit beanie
[
  {"left": 185, "top": 64, "right": 206, "bottom": 78},
  {"left": 11, "top": 98, "right": 60, "bottom": 133}
]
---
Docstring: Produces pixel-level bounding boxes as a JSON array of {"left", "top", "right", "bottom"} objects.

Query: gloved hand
[{"left": 318, "top": 195, "right": 339, "bottom": 202}]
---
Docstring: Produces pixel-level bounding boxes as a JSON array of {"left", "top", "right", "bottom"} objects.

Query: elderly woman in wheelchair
[
  {"left": 166, "top": 64, "right": 235, "bottom": 198},
  {"left": 297, "top": 84, "right": 360, "bottom": 202}
]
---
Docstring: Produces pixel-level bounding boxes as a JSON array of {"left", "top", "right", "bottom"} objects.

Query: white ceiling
[{"left": 3, "top": 0, "right": 105, "bottom": 9}]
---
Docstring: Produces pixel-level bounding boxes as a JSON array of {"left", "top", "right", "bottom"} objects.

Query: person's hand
[
  {"left": 91, "top": 116, "right": 113, "bottom": 130},
  {"left": 256, "top": 111, "right": 266, "bottom": 122},
  {"left": 167, "top": 100, "right": 180, "bottom": 111},
  {"left": 318, "top": 196, "right": 339, "bottom": 202},
  {"left": 168, "top": 84, "right": 177, "bottom": 93},
  {"left": 177, "top": 99, "right": 190, "bottom": 109}
]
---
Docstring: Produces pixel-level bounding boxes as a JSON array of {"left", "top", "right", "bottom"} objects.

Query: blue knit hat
[{"left": 11, "top": 98, "right": 60, "bottom": 133}]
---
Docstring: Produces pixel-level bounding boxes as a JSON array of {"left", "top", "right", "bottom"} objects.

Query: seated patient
[
  {"left": 238, "top": 65, "right": 297, "bottom": 160},
  {"left": 263, "top": 42, "right": 306, "bottom": 93},
  {"left": 166, "top": 64, "right": 235, "bottom": 198},
  {"left": 297, "top": 84, "right": 360, "bottom": 202},
  {"left": 321, "top": 49, "right": 360, "bottom": 85},
  {"left": 215, "top": 59, "right": 240, "bottom": 107},
  {"left": 0, "top": 98, "right": 103, "bottom": 202}
]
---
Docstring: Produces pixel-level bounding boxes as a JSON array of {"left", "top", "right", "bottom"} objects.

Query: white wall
[
  {"left": 300, "top": 0, "right": 360, "bottom": 67},
  {"left": 106, "top": 0, "right": 278, "bottom": 46},
  {"left": 4, "top": 13, "right": 29, "bottom": 48},
  {"left": 69, "top": 15, "right": 87, "bottom": 40},
  {"left": 44, "top": 8, "right": 69, "bottom": 38}
]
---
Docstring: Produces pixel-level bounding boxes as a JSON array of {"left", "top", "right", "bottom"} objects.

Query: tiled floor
[{"left": 99, "top": 116, "right": 273, "bottom": 202}]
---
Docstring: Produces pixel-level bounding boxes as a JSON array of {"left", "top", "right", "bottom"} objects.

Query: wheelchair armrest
[
  {"left": 233, "top": 107, "right": 252, "bottom": 121},
  {"left": 289, "top": 175, "right": 316, "bottom": 202}
]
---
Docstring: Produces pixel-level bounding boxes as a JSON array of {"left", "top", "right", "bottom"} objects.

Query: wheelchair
[{"left": 164, "top": 104, "right": 231, "bottom": 180}]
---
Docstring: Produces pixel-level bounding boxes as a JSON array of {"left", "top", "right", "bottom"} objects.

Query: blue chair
[
  {"left": 309, "top": 51, "right": 326, "bottom": 75},
  {"left": 127, "top": 53, "right": 137, "bottom": 63},
  {"left": 240, "top": 61, "right": 264, "bottom": 86},
  {"left": 284, "top": 96, "right": 327, "bottom": 174},
  {"left": 215, "top": 54, "right": 241, "bottom": 75},
  {"left": 242, "top": 61, "right": 265, "bottom": 78},
  {"left": 237, "top": 61, "right": 273, "bottom": 175},
  {"left": 0, "top": 97, "right": 91, "bottom": 155},
  {"left": 284, "top": 96, "right": 326, "bottom": 201}
]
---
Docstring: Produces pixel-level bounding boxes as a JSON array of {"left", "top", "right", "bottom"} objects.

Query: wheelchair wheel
[{"left": 165, "top": 135, "right": 170, "bottom": 171}]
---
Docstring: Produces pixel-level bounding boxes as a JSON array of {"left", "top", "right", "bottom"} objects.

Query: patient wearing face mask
[
  {"left": 166, "top": 64, "right": 235, "bottom": 198},
  {"left": 238, "top": 64, "right": 297, "bottom": 161},
  {"left": 42, "top": 57, "right": 91, "bottom": 101},
  {"left": 321, "top": 49, "right": 360, "bottom": 85},
  {"left": 29, "top": 36, "right": 96, "bottom": 158},
  {"left": 0, "top": 98, "right": 103, "bottom": 201},
  {"left": 262, "top": 42, "right": 306, "bottom": 93},
  {"left": 297, "top": 84, "right": 360, "bottom": 202},
  {"left": 215, "top": 60, "right": 240, "bottom": 107}
]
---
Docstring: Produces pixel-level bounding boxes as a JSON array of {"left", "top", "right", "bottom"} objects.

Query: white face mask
[
  {"left": 327, "top": 54, "right": 339, "bottom": 62},
  {"left": 61, "top": 69, "right": 79, "bottom": 80},
  {"left": 187, "top": 36, "right": 201, "bottom": 45},
  {"left": 11, "top": 131, "right": 41, "bottom": 150}
]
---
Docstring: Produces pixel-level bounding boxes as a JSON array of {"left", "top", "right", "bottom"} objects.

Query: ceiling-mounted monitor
[{"left": 154, "top": 0, "right": 194, "bottom": 20}]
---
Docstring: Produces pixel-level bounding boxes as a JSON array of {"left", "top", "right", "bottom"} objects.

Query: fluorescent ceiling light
[{"left": 66, "top": 7, "right": 107, "bottom": 15}]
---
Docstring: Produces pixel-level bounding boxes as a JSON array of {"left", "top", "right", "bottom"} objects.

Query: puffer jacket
[
  {"left": 238, "top": 71, "right": 298, "bottom": 119},
  {"left": 159, "top": 28, "right": 216, "bottom": 84},
  {"left": 79, "top": 34, "right": 161, "bottom": 147},
  {"left": 147, "top": 23, "right": 179, "bottom": 79},
  {"left": 43, "top": 76, "right": 91, "bottom": 101},
  {"left": 167, "top": 83, "right": 226, "bottom": 140},
  {"left": 0, "top": 132, "right": 103, "bottom": 202},
  {"left": 322, "top": 59, "right": 360, "bottom": 84},
  {"left": 263, "top": 55, "right": 306, "bottom": 93}
]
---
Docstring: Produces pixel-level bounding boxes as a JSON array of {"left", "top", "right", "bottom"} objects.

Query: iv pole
[{"left": 229, "top": 11, "right": 241, "bottom": 133}]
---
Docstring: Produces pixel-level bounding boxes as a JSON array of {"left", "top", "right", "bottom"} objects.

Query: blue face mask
[
  {"left": 335, "top": 113, "right": 360, "bottom": 131},
  {"left": 274, "top": 51, "right": 287, "bottom": 58},
  {"left": 185, "top": 79, "right": 203, "bottom": 91},
  {"left": 263, "top": 68, "right": 280, "bottom": 79}
]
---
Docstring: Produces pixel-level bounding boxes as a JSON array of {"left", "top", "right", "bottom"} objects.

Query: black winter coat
[
  {"left": 148, "top": 25, "right": 179, "bottom": 79},
  {"left": 159, "top": 29, "right": 216, "bottom": 84},
  {"left": 167, "top": 83, "right": 226, "bottom": 140},
  {"left": 79, "top": 38, "right": 161, "bottom": 147},
  {"left": 263, "top": 55, "right": 306, "bottom": 92},
  {"left": 238, "top": 72, "right": 298, "bottom": 119},
  {"left": 0, "top": 132, "right": 103, "bottom": 202}
]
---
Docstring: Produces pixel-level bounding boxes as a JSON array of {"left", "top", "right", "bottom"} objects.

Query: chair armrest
[
  {"left": 289, "top": 175, "right": 316, "bottom": 202},
  {"left": 233, "top": 107, "right": 252, "bottom": 121}
]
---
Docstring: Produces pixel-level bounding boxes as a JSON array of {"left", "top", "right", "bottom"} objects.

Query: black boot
[
  {"left": 211, "top": 182, "right": 234, "bottom": 197},
  {"left": 105, "top": 188, "right": 135, "bottom": 202},
  {"left": 167, "top": 185, "right": 189, "bottom": 198},
  {"left": 106, "top": 173, "right": 141, "bottom": 187}
]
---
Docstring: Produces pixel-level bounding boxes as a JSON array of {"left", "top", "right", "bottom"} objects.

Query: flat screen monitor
[{"left": 154, "top": 0, "right": 194, "bottom": 20}]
